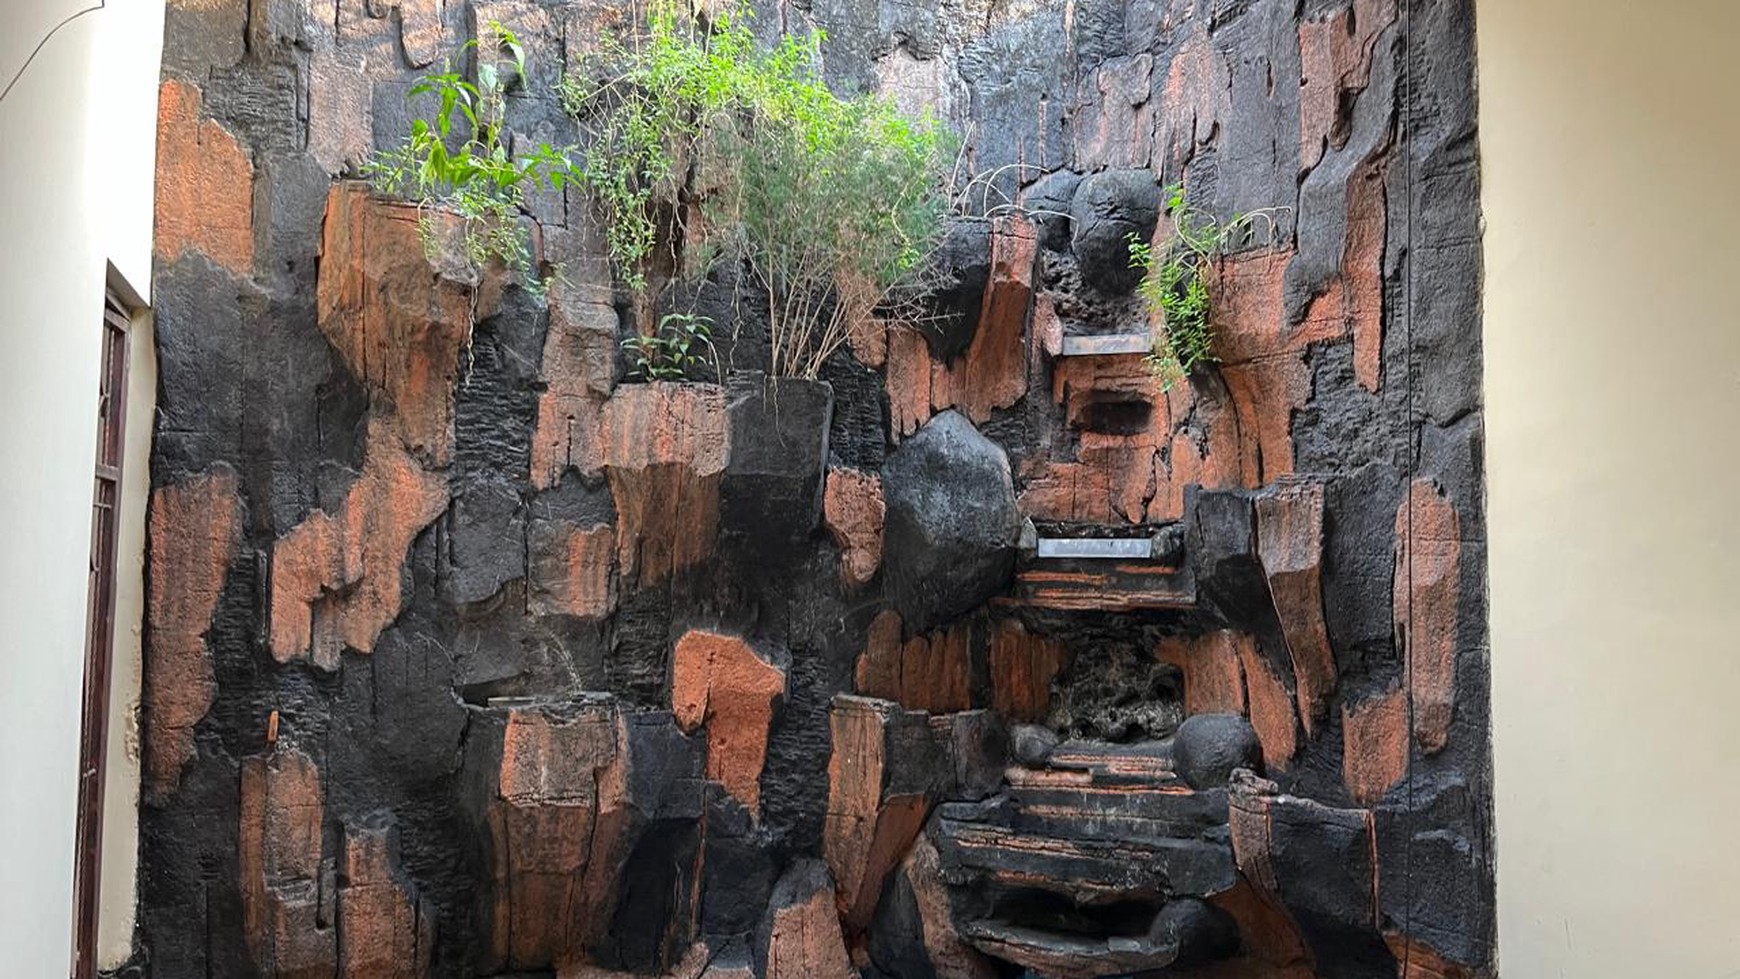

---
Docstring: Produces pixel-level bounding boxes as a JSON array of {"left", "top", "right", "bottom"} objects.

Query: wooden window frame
[{"left": 71, "top": 289, "right": 131, "bottom": 979}]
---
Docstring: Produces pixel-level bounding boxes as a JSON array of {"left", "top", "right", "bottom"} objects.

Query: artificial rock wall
[{"left": 137, "top": 1, "right": 1491, "bottom": 977}]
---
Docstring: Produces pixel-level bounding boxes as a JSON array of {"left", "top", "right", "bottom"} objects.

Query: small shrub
[
  {"left": 561, "top": 1, "right": 952, "bottom": 379},
  {"left": 365, "top": 23, "right": 572, "bottom": 294},
  {"left": 622, "top": 312, "right": 717, "bottom": 381},
  {"left": 1129, "top": 185, "right": 1286, "bottom": 390}
]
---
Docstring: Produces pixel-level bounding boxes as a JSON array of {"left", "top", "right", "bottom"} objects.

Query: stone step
[
  {"left": 933, "top": 817, "right": 1236, "bottom": 901},
  {"left": 1034, "top": 536, "right": 1154, "bottom": 560},
  {"left": 1059, "top": 333, "right": 1151, "bottom": 357}
]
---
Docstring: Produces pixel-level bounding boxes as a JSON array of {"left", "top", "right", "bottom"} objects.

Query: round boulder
[
  {"left": 881, "top": 411, "right": 1020, "bottom": 630},
  {"left": 1009, "top": 724, "right": 1062, "bottom": 768},
  {"left": 1171, "top": 713, "right": 1262, "bottom": 789},
  {"left": 1070, "top": 169, "right": 1161, "bottom": 294},
  {"left": 1149, "top": 897, "right": 1241, "bottom": 967}
]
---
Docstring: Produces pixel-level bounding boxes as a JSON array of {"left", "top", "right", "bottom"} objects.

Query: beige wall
[
  {"left": 98, "top": 307, "right": 158, "bottom": 969},
  {"left": 1479, "top": 0, "right": 1740, "bottom": 975},
  {"left": 0, "top": 0, "right": 164, "bottom": 974}
]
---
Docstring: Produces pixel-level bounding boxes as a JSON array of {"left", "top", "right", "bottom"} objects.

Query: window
[{"left": 71, "top": 290, "right": 130, "bottom": 979}]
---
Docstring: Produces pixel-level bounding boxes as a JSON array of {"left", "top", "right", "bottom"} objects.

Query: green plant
[
  {"left": 622, "top": 311, "right": 717, "bottom": 381},
  {"left": 1129, "top": 185, "right": 1286, "bottom": 390},
  {"left": 365, "top": 23, "right": 573, "bottom": 294},
  {"left": 722, "top": 54, "right": 950, "bottom": 378},
  {"left": 560, "top": 1, "right": 951, "bottom": 378},
  {"left": 559, "top": 2, "right": 754, "bottom": 289}
]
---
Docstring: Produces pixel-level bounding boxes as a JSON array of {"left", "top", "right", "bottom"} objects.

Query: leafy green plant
[
  {"left": 622, "top": 311, "right": 717, "bottom": 381},
  {"left": 365, "top": 23, "right": 572, "bottom": 294},
  {"left": 721, "top": 53, "right": 950, "bottom": 378},
  {"left": 559, "top": 2, "right": 754, "bottom": 289},
  {"left": 1128, "top": 185, "right": 1287, "bottom": 390},
  {"left": 560, "top": 1, "right": 951, "bottom": 378}
]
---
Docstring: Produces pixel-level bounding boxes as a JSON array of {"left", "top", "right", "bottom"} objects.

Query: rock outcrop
[{"left": 137, "top": 1, "right": 1493, "bottom": 977}]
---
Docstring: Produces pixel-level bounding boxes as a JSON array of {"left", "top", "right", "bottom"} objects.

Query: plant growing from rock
[
  {"left": 365, "top": 23, "right": 572, "bottom": 295},
  {"left": 560, "top": 1, "right": 951, "bottom": 379},
  {"left": 622, "top": 311, "right": 717, "bottom": 381},
  {"left": 1128, "top": 186, "right": 1286, "bottom": 390}
]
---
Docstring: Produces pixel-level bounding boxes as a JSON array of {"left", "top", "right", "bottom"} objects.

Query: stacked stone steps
[
  {"left": 930, "top": 735, "right": 1251, "bottom": 977},
  {"left": 933, "top": 741, "right": 1236, "bottom": 906}
]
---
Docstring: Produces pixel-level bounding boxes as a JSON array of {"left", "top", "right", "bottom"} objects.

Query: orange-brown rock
[
  {"left": 990, "top": 619, "right": 1069, "bottom": 722},
  {"left": 241, "top": 746, "right": 336, "bottom": 978},
  {"left": 1237, "top": 640, "right": 1298, "bottom": 769},
  {"left": 599, "top": 383, "right": 729, "bottom": 585},
  {"left": 846, "top": 302, "right": 889, "bottom": 369},
  {"left": 1156, "top": 29, "right": 1230, "bottom": 168},
  {"left": 144, "top": 467, "right": 241, "bottom": 799},
  {"left": 886, "top": 325, "right": 934, "bottom": 440},
  {"left": 1255, "top": 482, "right": 1337, "bottom": 734},
  {"left": 1343, "top": 687, "right": 1410, "bottom": 805},
  {"left": 1299, "top": 0, "right": 1398, "bottom": 172},
  {"left": 1228, "top": 774, "right": 1381, "bottom": 964},
  {"left": 1157, "top": 380, "right": 1247, "bottom": 518},
  {"left": 531, "top": 272, "right": 619, "bottom": 489},
  {"left": 1301, "top": 152, "right": 1390, "bottom": 393},
  {"left": 1395, "top": 478, "right": 1462, "bottom": 754},
  {"left": 269, "top": 415, "right": 450, "bottom": 669},
  {"left": 317, "top": 183, "right": 473, "bottom": 467},
  {"left": 822, "top": 467, "right": 885, "bottom": 590},
  {"left": 853, "top": 609, "right": 907, "bottom": 701},
  {"left": 671, "top": 630, "right": 786, "bottom": 815},
  {"left": 1031, "top": 293, "right": 1063, "bottom": 359},
  {"left": 760, "top": 862, "right": 854, "bottom": 979},
  {"left": 484, "top": 705, "right": 632, "bottom": 972},
  {"left": 1051, "top": 353, "right": 1169, "bottom": 522},
  {"left": 824, "top": 696, "right": 932, "bottom": 932},
  {"left": 896, "top": 836, "right": 1001, "bottom": 979},
  {"left": 956, "top": 216, "right": 1037, "bottom": 422},
  {"left": 339, "top": 820, "right": 434, "bottom": 979},
  {"left": 1208, "top": 878, "right": 1312, "bottom": 975},
  {"left": 885, "top": 217, "right": 1035, "bottom": 440},
  {"left": 1211, "top": 249, "right": 1328, "bottom": 487},
  {"left": 1384, "top": 934, "right": 1485, "bottom": 979},
  {"left": 154, "top": 78, "right": 254, "bottom": 276},
  {"left": 1017, "top": 459, "right": 1117, "bottom": 525},
  {"left": 1035, "top": 345, "right": 1246, "bottom": 525},
  {"left": 854, "top": 612, "right": 973, "bottom": 714},
  {"left": 1076, "top": 54, "right": 1155, "bottom": 169},
  {"left": 527, "top": 520, "right": 616, "bottom": 619},
  {"left": 1158, "top": 630, "right": 1250, "bottom": 718}
]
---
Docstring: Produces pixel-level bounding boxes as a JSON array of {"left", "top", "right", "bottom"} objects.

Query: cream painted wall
[
  {"left": 0, "top": 0, "right": 164, "bottom": 974},
  {"left": 98, "top": 307, "right": 157, "bottom": 969},
  {"left": 1479, "top": 1, "right": 1740, "bottom": 976}
]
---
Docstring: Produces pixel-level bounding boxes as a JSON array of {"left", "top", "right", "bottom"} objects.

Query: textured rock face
[
  {"left": 882, "top": 410, "right": 1021, "bottom": 631},
  {"left": 140, "top": 1, "right": 1492, "bottom": 977}
]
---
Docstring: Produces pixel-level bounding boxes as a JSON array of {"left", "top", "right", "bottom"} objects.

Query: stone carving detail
[{"left": 139, "top": 0, "right": 1493, "bottom": 976}]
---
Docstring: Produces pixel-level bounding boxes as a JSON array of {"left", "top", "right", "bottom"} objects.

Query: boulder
[
  {"left": 881, "top": 411, "right": 1020, "bottom": 630},
  {"left": 1173, "top": 713, "right": 1263, "bottom": 790},
  {"left": 1009, "top": 724, "right": 1061, "bottom": 768},
  {"left": 1069, "top": 169, "right": 1160, "bottom": 294}
]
